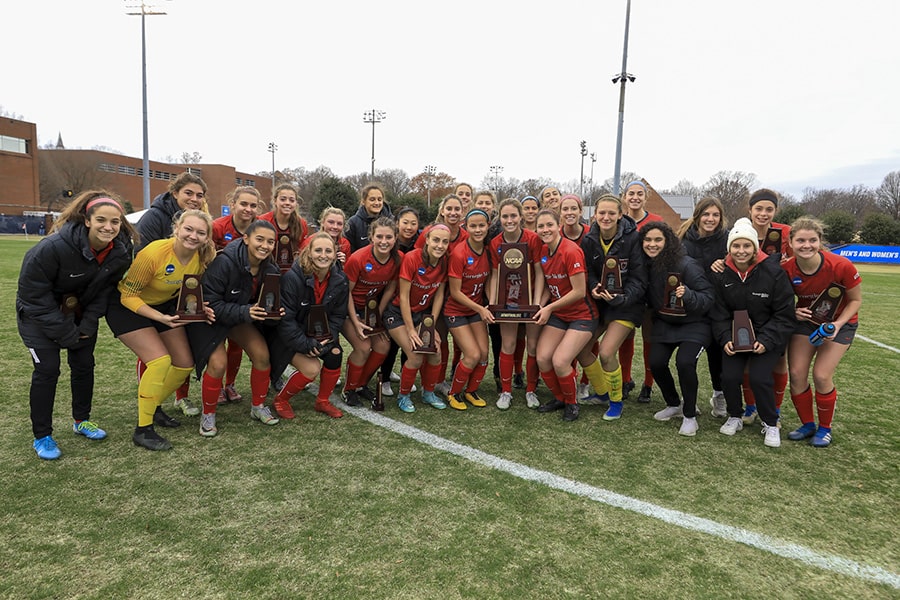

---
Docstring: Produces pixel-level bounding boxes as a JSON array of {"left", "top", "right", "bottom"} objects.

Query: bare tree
[
  {"left": 408, "top": 170, "right": 456, "bottom": 206},
  {"left": 0, "top": 105, "right": 24, "bottom": 119},
  {"left": 702, "top": 171, "right": 758, "bottom": 224},
  {"left": 662, "top": 179, "right": 702, "bottom": 203},
  {"left": 38, "top": 151, "right": 110, "bottom": 212},
  {"left": 801, "top": 185, "right": 878, "bottom": 224},
  {"left": 876, "top": 170, "right": 900, "bottom": 221}
]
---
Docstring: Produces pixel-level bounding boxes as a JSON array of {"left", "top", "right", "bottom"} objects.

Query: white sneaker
[
  {"left": 719, "top": 417, "right": 744, "bottom": 436},
  {"left": 679, "top": 416, "right": 699, "bottom": 437},
  {"left": 380, "top": 381, "right": 394, "bottom": 397},
  {"left": 654, "top": 404, "right": 683, "bottom": 421},
  {"left": 305, "top": 382, "right": 320, "bottom": 395},
  {"left": 390, "top": 371, "right": 401, "bottom": 383},
  {"left": 709, "top": 391, "right": 727, "bottom": 418},
  {"left": 497, "top": 391, "right": 512, "bottom": 410},
  {"left": 525, "top": 391, "right": 540, "bottom": 409},
  {"left": 434, "top": 381, "right": 451, "bottom": 398},
  {"left": 576, "top": 383, "right": 591, "bottom": 400},
  {"left": 199, "top": 413, "right": 217, "bottom": 437},
  {"left": 763, "top": 424, "right": 781, "bottom": 448},
  {"left": 411, "top": 384, "right": 418, "bottom": 393},
  {"left": 250, "top": 404, "right": 279, "bottom": 426},
  {"left": 174, "top": 397, "right": 200, "bottom": 417}
]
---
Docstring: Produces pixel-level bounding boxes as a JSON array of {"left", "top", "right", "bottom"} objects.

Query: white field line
[
  {"left": 344, "top": 405, "right": 900, "bottom": 590},
  {"left": 858, "top": 334, "right": 900, "bottom": 354}
]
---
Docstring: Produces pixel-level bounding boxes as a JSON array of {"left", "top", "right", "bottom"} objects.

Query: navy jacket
[
  {"left": 681, "top": 227, "right": 728, "bottom": 274},
  {"left": 135, "top": 192, "right": 181, "bottom": 253},
  {"left": 17, "top": 221, "right": 133, "bottom": 349},
  {"left": 581, "top": 216, "right": 648, "bottom": 325},
  {"left": 645, "top": 254, "right": 714, "bottom": 346},
  {"left": 345, "top": 204, "right": 393, "bottom": 253}
]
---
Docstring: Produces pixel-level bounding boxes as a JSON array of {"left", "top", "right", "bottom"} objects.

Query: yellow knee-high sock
[
  {"left": 582, "top": 359, "right": 609, "bottom": 396},
  {"left": 604, "top": 365, "right": 623, "bottom": 402},
  {"left": 162, "top": 365, "right": 195, "bottom": 405},
  {"left": 138, "top": 356, "right": 172, "bottom": 426}
]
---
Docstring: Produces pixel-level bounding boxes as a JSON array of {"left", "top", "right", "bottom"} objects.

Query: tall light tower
[
  {"left": 126, "top": 0, "right": 169, "bottom": 210},
  {"left": 579, "top": 140, "right": 588, "bottom": 199},
  {"left": 267, "top": 142, "right": 277, "bottom": 188},
  {"left": 611, "top": 0, "right": 635, "bottom": 196},
  {"left": 490, "top": 165, "right": 503, "bottom": 196},
  {"left": 589, "top": 152, "right": 597, "bottom": 204},
  {"left": 363, "top": 109, "right": 386, "bottom": 179},
  {"left": 424, "top": 164, "right": 436, "bottom": 208}
]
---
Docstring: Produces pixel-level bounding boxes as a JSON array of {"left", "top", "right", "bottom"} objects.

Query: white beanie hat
[{"left": 727, "top": 218, "right": 759, "bottom": 253}]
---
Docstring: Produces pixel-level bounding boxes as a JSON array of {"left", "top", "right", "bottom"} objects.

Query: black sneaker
[
  {"left": 538, "top": 399, "right": 565, "bottom": 413},
  {"left": 513, "top": 373, "right": 525, "bottom": 389},
  {"left": 357, "top": 386, "right": 376, "bottom": 404},
  {"left": 344, "top": 388, "right": 362, "bottom": 407},
  {"left": 622, "top": 380, "right": 636, "bottom": 399},
  {"left": 153, "top": 406, "right": 181, "bottom": 428},
  {"left": 563, "top": 403, "right": 580, "bottom": 421},
  {"left": 637, "top": 385, "right": 652, "bottom": 403},
  {"left": 132, "top": 426, "right": 173, "bottom": 451}
]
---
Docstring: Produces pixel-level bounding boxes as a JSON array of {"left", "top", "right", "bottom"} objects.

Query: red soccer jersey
[
  {"left": 782, "top": 251, "right": 861, "bottom": 324},
  {"left": 300, "top": 234, "right": 352, "bottom": 258},
  {"left": 414, "top": 226, "right": 469, "bottom": 256},
  {"left": 392, "top": 249, "right": 447, "bottom": 313},
  {"left": 635, "top": 211, "right": 664, "bottom": 231},
  {"left": 561, "top": 223, "right": 590, "bottom": 245},
  {"left": 259, "top": 211, "right": 307, "bottom": 273},
  {"left": 539, "top": 237, "right": 597, "bottom": 322},
  {"left": 344, "top": 246, "right": 403, "bottom": 309},
  {"left": 489, "top": 228, "right": 543, "bottom": 270},
  {"left": 760, "top": 221, "right": 793, "bottom": 257},
  {"left": 445, "top": 240, "right": 491, "bottom": 316},
  {"left": 212, "top": 215, "right": 244, "bottom": 251}
]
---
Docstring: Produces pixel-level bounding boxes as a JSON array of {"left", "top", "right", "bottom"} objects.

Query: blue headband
[
  {"left": 626, "top": 180, "right": 646, "bottom": 191},
  {"left": 465, "top": 209, "right": 490, "bottom": 222}
]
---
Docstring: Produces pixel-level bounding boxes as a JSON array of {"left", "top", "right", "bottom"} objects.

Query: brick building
[{"left": 0, "top": 117, "right": 40, "bottom": 215}]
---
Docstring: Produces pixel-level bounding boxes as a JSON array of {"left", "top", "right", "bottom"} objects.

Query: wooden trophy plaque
[
  {"left": 731, "top": 309, "right": 757, "bottom": 352},
  {"left": 275, "top": 234, "right": 293, "bottom": 272},
  {"left": 808, "top": 283, "right": 845, "bottom": 325},
  {"left": 372, "top": 373, "right": 385, "bottom": 412},
  {"left": 659, "top": 272, "right": 686, "bottom": 316},
  {"left": 60, "top": 293, "right": 82, "bottom": 318},
  {"left": 413, "top": 315, "right": 438, "bottom": 354},
  {"left": 306, "top": 304, "right": 332, "bottom": 342},
  {"left": 600, "top": 257, "right": 624, "bottom": 294},
  {"left": 761, "top": 228, "right": 782, "bottom": 255},
  {"left": 364, "top": 298, "right": 385, "bottom": 334},
  {"left": 257, "top": 272, "right": 281, "bottom": 318},
  {"left": 488, "top": 243, "right": 539, "bottom": 321},
  {"left": 176, "top": 274, "right": 206, "bottom": 321}
]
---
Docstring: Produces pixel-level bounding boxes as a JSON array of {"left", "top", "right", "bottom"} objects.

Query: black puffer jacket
[
  {"left": 709, "top": 252, "right": 796, "bottom": 353},
  {"left": 271, "top": 261, "right": 349, "bottom": 377},
  {"left": 581, "top": 216, "right": 647, "bottom": 324},
  {"left": 17, "top": 221, "right": 133, "bottom": 349},
  {"left": 681, "top": 227, "right": 727, "bottom": 273},
  {"left": 645, "top": 254, "right": 714, "bottom": 346},
  {"left": 345, "top": 204, "right": 393, "bottom": 253},
  {"left": 187, "top": 239, "right": 281, "bottom": 377},
  {"left": 135, "top": 192, "right": 181, "bottom": 252}
]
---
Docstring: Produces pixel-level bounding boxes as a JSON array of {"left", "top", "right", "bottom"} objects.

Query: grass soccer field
[{"left": 0, "top": 236, "right": 897, "bottom": 599}]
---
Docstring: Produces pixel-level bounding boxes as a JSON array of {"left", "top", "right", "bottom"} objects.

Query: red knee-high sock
[
  {"left": 317, "top": 367, "right": 341, "bottom": 402},
  {"left": 642, "top": 342, "right": 654, "bottom": 387},
  {"left": 276, "top": 370, "right": 313, "bottom": 402},
  {"left": 422, "top": 361, "right": 442, "bottom": 392},
  {"left": 619, "top": 335, "right": 634, "bottom": 383},
  {"left": 345, "top": 359, "right": 366, "bottom": 391},
  {"left": 440, "top": 339, "right": 450, "bottom": 381},
  {"left": 540, "top": 369, "right": 563, "bottom": 400},
  {"left": 250, "top": 366, "right": 270, "bottom": 407},
  {"left": 513, "top": 335, "right": 526, "bottom": 375},
  {"left": 467, "top": 362, "right": 488, "bottom": 393},
  {"left": 558, "top": 368, "right": 578, "bottom": 404},
  {"left": 176, "top": 379, "right": 191, "bottom": 401},
  {"left": 450, "top": 363, "right": 474, "bottom": 395},
  {"left": 815, "top": 388, "right": 837, "bottom": 429},
  {"left": 361, "top": 350, "right": 388, "bottom": 387},
  {"left": 526, "top": 354, "right": 539, "bottom": 393},
  {"left": 791, "top": 386, "right": 815, "bottom": 424},
  {"left": 773, "top": 371, "right": 788, "bottom": 410},
  {"left": 136, "top": 358, "right": 146, "bottom": 382},
  {"left": 400, "top": 364, "right": 418, "bottom": 395},
  {"left": 499, "top": 352, "right": 515, "bottom": 393},
  {"left": 742, "top": 372, "right": 756, "bottom": 407},
  {"left": 202, "top": 373, "right": 222, "bottom": 414},
  {"left": 225, "top": 340, "right": 243, "bottom": 385}
]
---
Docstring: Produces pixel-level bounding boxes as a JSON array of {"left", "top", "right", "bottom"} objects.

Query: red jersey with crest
[
  {"left": 259, "top": 211, "right": 309, "bottom": 273},
  {"left": 489, "top": 228, "right": 543, "bottom": 271},
  {"left": 392, "top": 249, "right": 447, "bottom": 313},
  {"left": 561, "top": 223, "right": 590, "bottom": 245},
  {"left": 212, "top": 215, "right": 245, "bottom": 251},
  {"left": 539, "top": 237, "right": 597, "bottom": 322},
  {"left": 635, "top": 211, "right": 664, "bottom": 231},
  {"left": 781, "top": 251, "right": 860, "bottom": 325},
  {"left": 344, "top": 246, "right": 403, "bottom": 309},
  {"left": 445, "top": 240, "right": 491, "bottom": 316},
  {"left": 300, "top": 233, "right": 352, "bottom": 257},
  {"left": 414, "top": 226, "right": 469, "bottom": 256}
]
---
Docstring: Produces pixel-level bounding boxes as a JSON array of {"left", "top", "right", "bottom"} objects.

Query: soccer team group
[{"left": 17, "top": 173, "right": 861, "bottom": 460}]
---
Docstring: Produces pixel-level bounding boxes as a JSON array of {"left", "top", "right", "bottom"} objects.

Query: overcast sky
[{"left": 6, "top": 0, "right": 898, "bottom": 199}]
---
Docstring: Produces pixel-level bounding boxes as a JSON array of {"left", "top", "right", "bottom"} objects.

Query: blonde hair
[
  {"left": 299, "top": 232, "right": 336, "bottom": 273},
  {"left": 173, "top": 209, "right": 216, "bottom": 268}
]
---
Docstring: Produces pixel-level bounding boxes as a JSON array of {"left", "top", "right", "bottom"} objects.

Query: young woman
[
  {"left": 709, "top": 218, "right": 795, "bottom": 448},
  {"left": 782, "top": 217, "right": 862, "bottom": 447},
  {"left": 444, "top": 209, "right": 494, "bottom": 410},
  {"left": 455, "top": 183, "right": 474, "bottom": 214},
  {"left": 271, "top": 233, "right": 349, "bottom": 419},
  {"left": 384, "top": 224, "right": 451, "bottom": 413},
  {"left": 533, "top": 210, "right": 598, "bottom": 422},
  {"left": 491, "top": 198, "right": 545, "bottom": 410},
  {"left": 574, "top": 193, "right": 647, "bottom": 420},
  {"left": 108, "top": 210, "right": 217, "bottom": 451},
  {"left": 259, "top": 183, "right": 310, "bottom": 274},
  {"left": 560, "top": 194, "right": 589, "bottom": 245},
  {"left": 641, "top": 223, "right": 715, "bottom": 436},
  {"left": 346, "top": 183, "right": 393, "bottom": 253},
  {"left": 312, "top": 206, "right": 352, "bottom": 266},
  {"left": 539, "top": 186, "right": 562, "bottom": 214},
  {"left": 342, "top": 217, "right": 402, "bottom": 408},
  {"left": 521, "top": 196, "right": 540, "bottom": 232},
  {"left": 187, "top": 220, "right": 283, "bottom": 437},
  {"left": 678, "top": 197, "right": 729, "bottom": 417},
  {"left": 211, "top": 185, "right": 264, "bottom": 405},
  {"left": 18, "top": 191, "right": 136, "bottom": 459}
]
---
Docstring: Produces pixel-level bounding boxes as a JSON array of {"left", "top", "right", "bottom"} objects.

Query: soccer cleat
[
  {"left": 525, "top": 391, "right": 540, "bottom": 409},
  {"left": 343, "top": 388, "right": 362, "bottom": 407},
  {"left": 216, "top": 389, "right": 228, "bottom": 405},
  {"left": 421, "top": 391, "right": 447, "bottom": 410},
  {"left": 464, "top": 392, "right": 487, "bottom": 408},
  {"left": 654, "top": 405, "right": 683, "bottom": 421},
  {"left": 622, "top": 380, "right": 636, "bottom": 399},
  {"left": 496, "top": 391, "right": 513, "bottom": 410},
  {"left": 357, "top": 387, "right": 376, "bottom": 405},
  {"left": 33, "top": 436, "right": 61, "bottom": 460},
  {"left": 397, "top": 394, "right": 415, "bottom": 413},
  {"left": 603, "top": 401, "right": 624, "bottom": 420},
  {"left": 788, "top": 422, "right": 816, "bottom": 441},
  {"left": 390, "top": 371, "right": 401, "bottom": 383},
  {"left": 314, "top": 400, "right": 343, "bottom": 418},
  {"left": 741, "top": 405, "right": 758, "bottom": 425},
  {"left": 380, "top": 381, "right": 394, "bottom": 397},
  {"left": 538, "top": 398, "right": 564, "bottom": 413},
  {"left": 224, "top": 384, "right": 242, "bottom": 403},
  {"left": 250, "top": 404, "right": 279, "bottom": 425},
  {"left": 576, "top": 383, "right": 591, "bottom": 400},
  {"left": 153, "top": 406, "right": 181, "bottom": 428},
  {"left": 433, "top": 381, "right": 451, "bottom": 398},
  {"left": 73, "top": 420, "right": 107, "bottom": 440},
  {"left": 447, "top": 393, "right": 467, "bottom": 411},
  {"left": 562, "top": 403, "right": 580, "bottom": 421},
  {"left": 811, "top": 426, "right": 832, "bottom": 448},
  {"left": 636, "top": 385, "right": 652, "bottom": 403},
  {"left": 763, "top": 423, "right": 781, "bottom": 448},
  {"left": 273, "top": 397, "right": 295, "bottom": 420},
  {"left": 132, "top": 426, "right": 172, "bottom": 451},
  {"left": 679, "top": 417, "right": 699, "bottom": 437},
  {"left": 709, "top": 391, "right": 727, "bottom": 418},
  {"left": 199, "top": 413, "right": 217, "bottom": 437},
  {"left": 513, "top": 372, "right": 525, "bottom": 389},
  {"left": 719, "top": 417, "right": 744, "bottom": 436},
  {"left": 175, "top": 397, "right": 201, "bottom": 416}
]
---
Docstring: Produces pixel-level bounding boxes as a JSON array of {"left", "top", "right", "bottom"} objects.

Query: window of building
[{"left": 0, "top": 135, "right": 28, "bottom": 154}]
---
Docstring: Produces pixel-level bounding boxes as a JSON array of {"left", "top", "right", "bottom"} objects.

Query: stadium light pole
[
  {"left": 579, "top": 140, "right": 588, "bottom": 199},
  {"left": 611, "top": 0, "right": 635, "bottom": 196},
  {"left": 490, "top": 165, "right": 503, "bottom": 196},
  {"left": 363, "top": 109, "right": 386, "bottom": 179},
  {"left": 267, "top": 142, "right": 277, "bottom": 189},
  {"left": 424, "top": 164, "right": 436, "bottom": 208},
  {"left": 589, "top": 152, "right": 597, "bottom": 204},
  {"left": 126, "top": 0, "right": 168, "bottom": 211}
]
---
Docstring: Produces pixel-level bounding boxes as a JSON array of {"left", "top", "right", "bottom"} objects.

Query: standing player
[
  {"left": 260, "top": 183, "right": 310, "bottom": 274},
  {"left": 346, "top": 183, "right": 393, "bottom": 253}
]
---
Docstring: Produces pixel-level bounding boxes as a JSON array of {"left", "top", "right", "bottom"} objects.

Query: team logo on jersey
[
  {"left": 467, "top": 256, "right": 474, "bottom": 265},
  {"left": 365, "top": 263, "right": 374, "bottom": 272},
  {"left": 165, "top": 264, "right": 175, "bottom": 274},
  {"left": 792, "top": 277, "right": 803, "bottom": 285},
  {"left": 541, "top": 256, "right": 548, "bottom": 264},
  {"left": 417, "top": 267, "right": 426, "bottom": 275},
  {"left": 224, "top": 233, "right": 233, "bottom": 241}
]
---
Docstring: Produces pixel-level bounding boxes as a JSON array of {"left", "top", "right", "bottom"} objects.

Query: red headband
[
  {"left": 429, "top": 223, "right": 451, "bottom": 234},
  {"left": 85, "top": 197, "right": 125, "bottom": 214}
]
